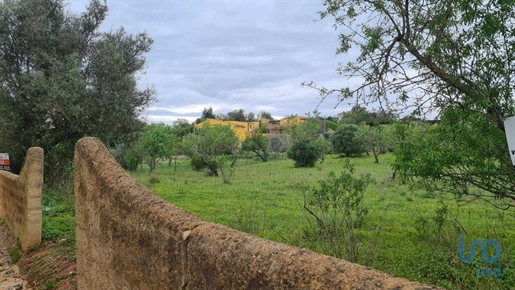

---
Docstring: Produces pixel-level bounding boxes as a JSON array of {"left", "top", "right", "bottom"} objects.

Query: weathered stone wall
[
  {"left": 75, "top": 137, "right": 439, "bottom": 290},
  {"left": 0, "top": 147, "right": 43, "bottom": 252}
]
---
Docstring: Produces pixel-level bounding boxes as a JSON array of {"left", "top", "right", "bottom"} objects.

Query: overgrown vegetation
[
  {"left": 42, "top": 181, "right": 76, "bottom": 245},
  {"left": 301, "top": 159, "right": 374, "bottom": 263}
]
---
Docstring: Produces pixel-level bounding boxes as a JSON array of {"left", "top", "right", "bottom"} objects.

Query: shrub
[
  {"left": 331, "top": 124, "right": 366, "bottom": 156},
  {"left": 301, "top": 159, "right": 376, "bottom": 263},
  {"left": 287, "top": 139, "right": 326, "bottom": 167}
]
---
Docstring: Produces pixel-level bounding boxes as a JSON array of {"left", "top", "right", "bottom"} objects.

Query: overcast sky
[{"left": 68, "top": 0, "right": 357, "bottom": 124}]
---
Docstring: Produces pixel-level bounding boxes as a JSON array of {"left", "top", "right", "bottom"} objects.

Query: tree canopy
[
  {"left": 0, "top": 0, "right": 154, "bottom": 181},
  {"left": 140, "top": 123, "right": 176, "bottom": 173},
  {"left": 184, "top": 123, "right": 239, "bottom": 176},
  {"left": 307, "top": 0, "right": 515, "bottom": 207}
]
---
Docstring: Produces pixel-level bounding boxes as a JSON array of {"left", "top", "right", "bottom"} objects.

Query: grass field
[{"left": 131, "top": 153, "right": 515, "bottom": 289}]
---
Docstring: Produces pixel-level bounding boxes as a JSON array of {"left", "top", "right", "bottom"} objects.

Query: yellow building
[
  {"left": 279, "top": 116, "right": 307, "bottom": 127},
  {"left": 195, "top": 118, "right": 260, "bottom": 141}
]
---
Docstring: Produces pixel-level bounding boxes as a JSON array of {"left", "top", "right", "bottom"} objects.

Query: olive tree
[
  {"left": 0, "top": 0, "right": 155, "bottom": 183},
  {"left": 184, "top": 123, "right": 239, "bottom": 176}
]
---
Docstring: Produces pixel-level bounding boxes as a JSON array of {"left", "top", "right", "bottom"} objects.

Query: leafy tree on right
[{"left": 306, "top": 0, "right": 515, "bottom": 207}]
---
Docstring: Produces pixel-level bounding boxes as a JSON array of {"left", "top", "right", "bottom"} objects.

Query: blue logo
[{"left": 458, "top": 234, "right": 502, "bottom": 278}]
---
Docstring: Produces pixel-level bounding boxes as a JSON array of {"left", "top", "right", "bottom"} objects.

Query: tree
[
  {"left": 227, "top": 109, "right": 246, "bottom": 122},
  {"left": 287, "top": 118, "right": 328, "bottom": 167},
  {"left": 242, "top": 132, "right": 269, "bottom": 162},
  {"left": 287, "top": 139, "right": 327, "bottom": 168},
  {"left": 331, "top": 125, "right": 366, "bottom": 157},
  {"left": 259, "top": 111, "right": 274, "bottom": 121},
  {"left": 172, "top": 118, "right": 193, "bottom": 140},
  {"left": 267, "top": 134, "right": 290, "bottom": 155},
  {"left": 140, "top": 124, "right": 176, "bottom": 173},
  {"left": 354, "top": 125, "right": 391, "bottom": 164},
  {"left": 306, "top": 0, "right": 515, "bottom": 205},
  {"left": 0, "top": 0, "right": 154, "bottom": 182},
  {"left": 202, "top": 107, "right": 216, "bottom": 119},
  {"left": 373, "top": 109, "right": 396, "bottom": 125},
  {"left": 246, "top": 112, "right": 257, "bottom": 122},
  {"left": 339, "top": 105, "right": 377, "bottom": 126},
  {"left": 184, "top": 123, "right": 239, "bottom": 176}
]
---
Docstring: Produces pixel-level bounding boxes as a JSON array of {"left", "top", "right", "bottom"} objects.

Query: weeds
[
  {"left": 42, "top": 180, "right": 75, "bottom": 243},
  {"left": 300, "top": 159, "right": 381, "bottom": 264},
  {"left": 8, "top": 245, "right": 20, "bottom": 263}
]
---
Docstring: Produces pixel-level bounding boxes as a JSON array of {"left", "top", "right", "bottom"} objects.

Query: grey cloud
[{"left": 69, "top": 0, "right": 351, "bottom": 124}]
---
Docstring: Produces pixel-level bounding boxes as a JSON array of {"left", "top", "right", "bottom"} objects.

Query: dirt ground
[
  {"left": 0, "top": 222, "right": 31, "bottom": 289},
  {"left": 0, "top": 223, "right": 76, "bottom": 290}
]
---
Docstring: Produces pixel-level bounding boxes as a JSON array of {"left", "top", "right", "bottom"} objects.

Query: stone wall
[
  {"left": 74, "top": 137, "right": 439, "bottom": 290},
  {"left": 0, "top": 147, "right": 43, "bottom": 252}
]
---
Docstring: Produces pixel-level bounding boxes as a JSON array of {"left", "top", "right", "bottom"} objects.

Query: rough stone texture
[
  {"left": 0, "top": 147, "right": 43, "bottom": 252},
  {"left": 75, "top": 137, "right": 440, "bottom": 290},
  {"left": 74, "top": 137, "right": 207, "bottom": 290}
]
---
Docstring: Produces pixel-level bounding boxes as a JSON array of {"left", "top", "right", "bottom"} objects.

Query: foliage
[
  {"left": 306, "top": 0, "right": 515, "bottom": 206},
  {"left": 171, "top": 119, "right": 194, "bottom": 139},
  {"left": 259, "top": 111, "right": 274, "bottom": 121},
  {"left": 184, "top": 123, "right": 239, "bottom": 176},
  {"left": 110, "top": 139, "right": 145, "bottom": 171},
  {"left": 393, "top": 108, "right": 515, "bottom": 208},
  {"left": 190, "top": 155, "right": 206, "bottom": 171},
  {"left": 257, "top": 121, "right": 269, "bottom": 134},
  {"left": 242, "top": 131, "right": 269, "bottom": 162},
  {"left": 202, "top": 107, "right": 215, "bottom": 119},
  {"left": 267, "top": 134, "right": 290, "bottom": 154},
  {"left": 325, "top": 120, "right": 338, "bottom": 131},
  {"left": 287, "top": 118, "right": 328, "bottom": 167},
  {"left": 339, "top": 105, "right": 377, "bottom": 126},
  {"left": 0, "top": 0, "right": 154, "bottom": 183},
  {"left": 8, "top": 246, "right": 21, "bottom": 264},
  {"left": 302, "top": 159, "right": 373, "bottom": 262},
  {"left": 140, "top": 123, "right": 176, "bottom": 173},
  {"left": 42, "top": 181, "right": 76, "bottom": 243},
  {"left": 287, "top": 139, "right": 327, "bottom": 168},
  {"left": 331, "top": 124, "right": 366, "bottom": 157},
  {"left": 354, "top": 125, "right": 393, "bottom": 163},
  {"left": 374, "top": 109, "right": 396, "bottom": 124},
  {"left": 246, "top": 112, "right": 257, "bottom": 122},
  {"left": 289, "top": 117, "right": 325, "bottom": 140},
  {"left": 226, "top": 108, "right": 246, "bottom": 122}
]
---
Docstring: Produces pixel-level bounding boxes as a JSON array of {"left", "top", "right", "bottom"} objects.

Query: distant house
[
  {"left": 262, "top": 116, "right": 309, "bottom": 134},
  {"left": 194, "top": 118, "right": 260, "bottom": 141},
  {"left": 279, "top": 116, "right": 308, "bottom": 127}
]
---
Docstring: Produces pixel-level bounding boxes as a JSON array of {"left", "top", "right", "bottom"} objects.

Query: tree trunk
[{"left": 372, "top": 148, "right": 379, "bottom": 164}]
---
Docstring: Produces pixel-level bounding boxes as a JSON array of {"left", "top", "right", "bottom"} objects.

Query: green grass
[
  {"left": 131, "top": 153, "right": 515, "bottom": 289},
  {"left": 8, "top": 245, "right": 21, "bottom": 263},
  {"left": 42, "top": 182, "right": 76, "bottom": 245}
]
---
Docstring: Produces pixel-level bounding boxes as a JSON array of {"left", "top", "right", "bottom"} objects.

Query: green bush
[
  {"left": 301, "top": 159, "right": 375, "bottom": 263},
  {"left": 287, "top": 139, "right": 326, "bottom": 167},
  {"left": 331, "top": 124, "right": 366, "bottom": 156}
]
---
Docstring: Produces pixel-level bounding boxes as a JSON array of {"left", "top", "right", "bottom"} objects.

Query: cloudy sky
[{"left": 68, "top": 0, "right": 357, "bottom": 124}]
